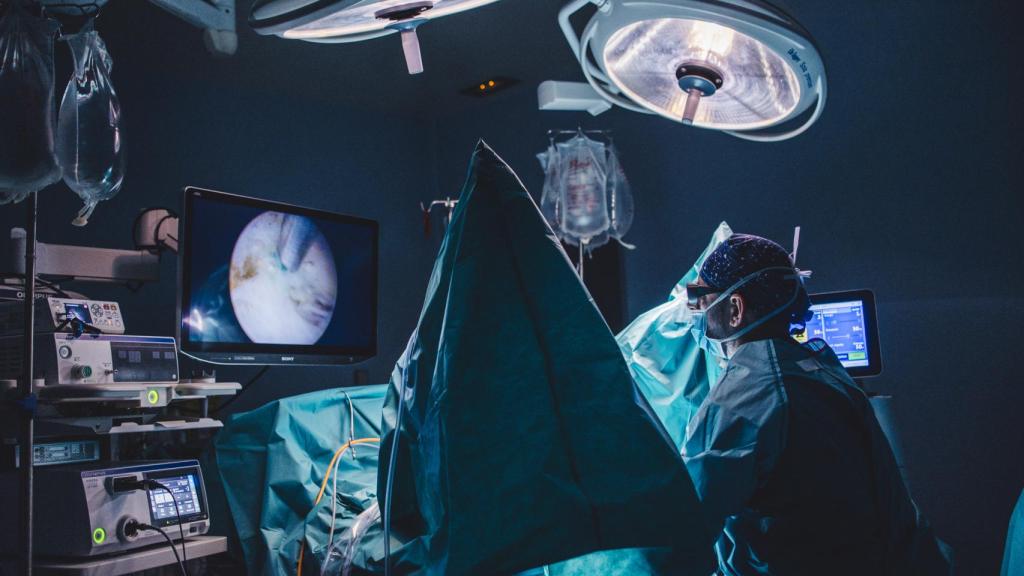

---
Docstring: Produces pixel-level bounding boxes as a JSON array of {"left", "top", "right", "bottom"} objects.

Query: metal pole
[{"left": 19, "top": 191, "right": 37, "bottom": 576}]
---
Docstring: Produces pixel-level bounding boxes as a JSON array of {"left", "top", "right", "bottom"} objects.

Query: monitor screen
[
  {"left": 178, "top": 187, "right": 378, "bottom": 365},
  {"left": 792, "top": 289, "right": 882, "bottom": 378},
  {"left": 64, "top": 303, "right": 92, "bottom": 325},
  {"left": 145, "top": 470, "right": 206, "bottom": 527}
]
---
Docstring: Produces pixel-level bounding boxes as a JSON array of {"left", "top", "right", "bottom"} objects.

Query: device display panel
[
  {"left": 792, "top": 289, "right": 882, "bottom": 378},
  {"left": 144, "top": 468, "right": 209, "bottom": 528},
  {"left": 63, "top": 303, "right": 93, "bottom": 325}
]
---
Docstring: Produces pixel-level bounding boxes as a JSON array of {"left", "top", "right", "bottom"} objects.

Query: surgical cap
[{"left": 700, "top": 234, "right": 812, "bottom": 326}]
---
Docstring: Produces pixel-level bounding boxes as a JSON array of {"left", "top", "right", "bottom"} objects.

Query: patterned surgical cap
[{"left": 699, "top": 234, "right": 811, "bottom": 325}]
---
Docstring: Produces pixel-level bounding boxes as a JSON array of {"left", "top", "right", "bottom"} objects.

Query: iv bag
[
  {"left": 537, "top": 143, "right": 561, "bottom": 234},
  {"left": 537, "top": 132, "right": 636, "bottom": 252},
  {"left": 56, "top": 24, "right": 124, "bottom": 226},
  {"left": 606, "top": 144, "right": 634, "bottom": 244},
  {"left": 557, "top": 133, "right": 609, "bottom": 245},
  {"left": 0, "top": 5, "right": 60, "bottom": 203}
]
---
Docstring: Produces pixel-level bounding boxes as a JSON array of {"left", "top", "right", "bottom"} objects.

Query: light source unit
[
  {"left": 250, "top": 0, "right": 500, "bottom": 74},
  {"left": 559, "top": 0, "right": 827, "bottom": 141}
]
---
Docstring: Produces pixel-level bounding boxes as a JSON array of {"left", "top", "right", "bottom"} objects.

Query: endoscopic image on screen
[{"left": 184, "top": 197, "right": 375, "bottom": 350}]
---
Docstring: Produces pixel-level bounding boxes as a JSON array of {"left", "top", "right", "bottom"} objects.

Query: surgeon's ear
[{"left": 730, "top": 294, "right": 745, "bottom": 327}]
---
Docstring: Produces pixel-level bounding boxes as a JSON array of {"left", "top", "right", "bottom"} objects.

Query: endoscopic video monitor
[
  {"left": 792, "top": 289, "right": 882, "bottom": 378},
  {"left": 178, "top": 187, "right": 378, "bottom": 365}
]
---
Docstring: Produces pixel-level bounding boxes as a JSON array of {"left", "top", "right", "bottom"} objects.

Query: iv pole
[
  {"left": 17, "top": 191, "right": 38, "bottom": 576},
  {"left": 420, "top": 198, "right": 459, "bottom": 237}
]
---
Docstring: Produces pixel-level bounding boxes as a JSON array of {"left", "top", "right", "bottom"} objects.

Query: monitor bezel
[
  {"left": 805, "top": 289, "right": 882, "bottom": 378},
  {"left": 177, "top": 186, "right": 379, "bottom": 366}
]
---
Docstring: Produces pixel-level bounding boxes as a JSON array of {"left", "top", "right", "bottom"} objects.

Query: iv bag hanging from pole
[
  {"left": 0, "top": 3, "right": 61, "bottom": 203},
  {"left": 537, "top": 130, "right": 636, "bottom": 264},
  {"left": 558, "top": 132, "right": 610, "bottom": 245},
  {"left": 56, "top": 22, "right": 124, "bottom": 226}
]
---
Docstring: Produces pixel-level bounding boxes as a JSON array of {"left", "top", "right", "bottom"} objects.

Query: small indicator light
[
  {"left": 460, "top": 76, "right": 520, "bottom": 97},
  {"left": 147, "top": 390, "right": 160, "bottom": 405},
  {"left": 92, "top": 527, "right": 106, "bottom": 545}
]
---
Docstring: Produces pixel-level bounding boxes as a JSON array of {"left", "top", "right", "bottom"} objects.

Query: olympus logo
[{"left": 11, "top": 291, "right": 48, "bottom": 300}]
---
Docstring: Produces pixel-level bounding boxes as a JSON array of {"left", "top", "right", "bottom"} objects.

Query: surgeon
[{"left": 682, "top": 234, "right": 952, "bottom": 575}]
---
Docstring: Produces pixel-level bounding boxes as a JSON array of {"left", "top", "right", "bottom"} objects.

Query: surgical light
[
  {"left": 559, "top": 0, "right": 827, "bottom": 141},
  {"left": 250, "top": 0, "right": 501, "bottom": 74}
]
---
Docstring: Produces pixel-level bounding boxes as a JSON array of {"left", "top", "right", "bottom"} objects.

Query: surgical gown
[{"left": 683, "top": 338, "right": 952, "bottom": 576}]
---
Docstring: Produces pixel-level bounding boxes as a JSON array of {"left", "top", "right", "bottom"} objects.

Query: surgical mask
[
  {"left": 690, "top": 308, "right": 727, "bottom": 360},
  {"left": 691, "top": 266, "right": 802, "bottom": 359}
]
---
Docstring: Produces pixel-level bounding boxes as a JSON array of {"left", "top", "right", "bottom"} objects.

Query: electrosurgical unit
[{"left": 0, "top": 460, "right": 209, "bottom": 557}]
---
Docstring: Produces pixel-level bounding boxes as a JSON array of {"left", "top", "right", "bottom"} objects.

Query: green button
[
  {"left": 92, "top": 527, "right": 106, "bottom": 545},
  {"left": 848, "top": 352, "right": 866, "bottom": 360},
  {"left": 147, "top": 389, "right": 160, "bottom": 405}
]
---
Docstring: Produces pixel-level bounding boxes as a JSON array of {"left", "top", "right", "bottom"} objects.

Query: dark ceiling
[
  {"left": 86, "top": 0, "right": 1023, "bottom": 135},
  {"left": 96, "top": 0, "right": 582, "bottom": 115}
]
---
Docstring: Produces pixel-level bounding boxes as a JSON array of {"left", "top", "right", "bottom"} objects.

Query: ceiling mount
[
  {"left": 675, "top": 63, "right": 723, "bottom": 125},
  {"left": 557, "top": 0, "right": 828, "bottom": 142}
]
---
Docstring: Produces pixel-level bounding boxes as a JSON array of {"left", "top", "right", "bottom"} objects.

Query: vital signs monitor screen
[
  {"left": 795, "top": 300, "right": 870, "bottom": 367},
  {"left": 792, "top": 290, "right": 882, "bottom": 378}
]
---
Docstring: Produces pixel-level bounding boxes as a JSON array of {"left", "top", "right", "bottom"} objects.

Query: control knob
[{"left": 72, "top": 365, "right": 93, "bottom": 380}]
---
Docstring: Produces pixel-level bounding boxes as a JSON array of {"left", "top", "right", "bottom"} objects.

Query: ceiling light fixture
[
  {"left": 559, "top": 0, "right": 827, "bottom": 141},
  {"left": 250, "top": 0, "right": 501, "bottom": 74}
]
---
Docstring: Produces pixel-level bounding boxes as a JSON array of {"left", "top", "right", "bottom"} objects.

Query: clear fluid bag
[
  {"left": 605, "top": 144, "right": 634, "bottom": 246},
  {"left": 0, "top": 4, "right": 61, "bottom": 203},
  {"left": 536, "top": 132, "right": 635, "bottom": 252},
  {"left": 556, "top": 133, "right": 609, "bottom": 245},
  {"left": 537, "top": 142, "right": 562, "bottom": 235},
  {"left": 56, "top": 23, "right": 124, "bottom": 226}
]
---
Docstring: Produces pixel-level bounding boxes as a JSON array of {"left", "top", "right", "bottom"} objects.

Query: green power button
[
  {"left": 92, "top": 527, "right": 106, "bottom": 545},
  {"left": 147, "top": 389, "right": 160, "bottom": 405}
]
